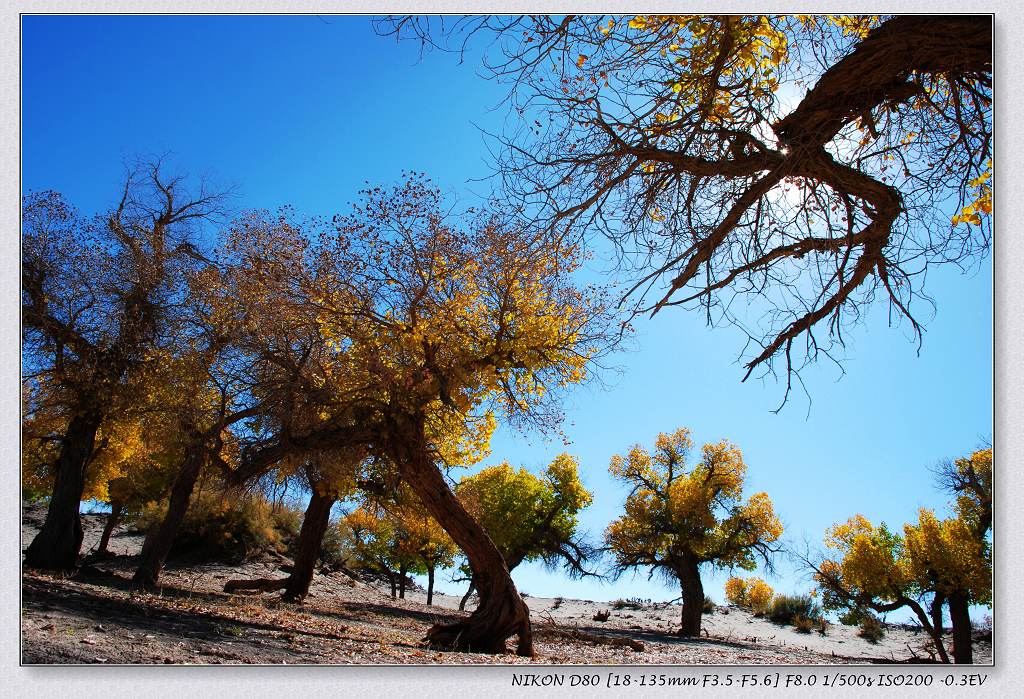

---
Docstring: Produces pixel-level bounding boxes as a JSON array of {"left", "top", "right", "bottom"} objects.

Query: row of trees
[{"left": 22, "top": 165, "right": 616, "bottom": 655}]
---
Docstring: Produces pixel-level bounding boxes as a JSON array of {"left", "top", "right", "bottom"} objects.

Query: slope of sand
[{"left": 20, "top": 506, "right": 991, "bottom": 665}]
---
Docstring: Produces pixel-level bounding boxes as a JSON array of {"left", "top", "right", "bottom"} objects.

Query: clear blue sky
[{"left": 23, "top": 15, "right": 993, "bottom": 619}]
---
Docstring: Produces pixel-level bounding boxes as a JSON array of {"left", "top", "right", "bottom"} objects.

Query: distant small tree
[
  {"left": 455, "top": 454, "right": 596, "bottom": 609},
  {"left": 396, "top": 507, "right": 458, "bottom": 605},
  {"left": 343, "top": 506, "right": 425, "bottom": 598},
  {"left": 725, "top": 575, "right": 773, "bottom": 612},
  {"left": 604, "top": 428, "right": 783, "bottom": 636}
]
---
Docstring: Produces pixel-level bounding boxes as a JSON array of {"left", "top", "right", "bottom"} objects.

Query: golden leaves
[{"left": 605, "top": 427, "right": 781, "bottom": 569}]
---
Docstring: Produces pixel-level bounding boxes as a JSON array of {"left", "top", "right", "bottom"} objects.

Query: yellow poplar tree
[{"left": 605, "top": 428, "right": 783, "bottom": 636}]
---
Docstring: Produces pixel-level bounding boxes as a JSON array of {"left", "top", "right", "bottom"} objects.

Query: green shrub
[
  {"left": 815, "top": 617, "right": 829, "bottom": 636},
  {"left": 767, "top": 594, "right": 821, "bottom": 625},
  {"left": 839, "top": 607, "right": 869, "bottom": 626},
  {"left": 135, "top": 491, "right": 300, "bottom": 564},
  {"left": 858, "top": 614, "right": 885, "bottom": 643}
]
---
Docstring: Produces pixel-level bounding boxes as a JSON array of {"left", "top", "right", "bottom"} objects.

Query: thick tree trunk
[
  {"left": 95, "top": 500, "right": 124, "bottom": 556},
  {"left": 948, "top": 591, "right": 974, "bottom": 664},
  {"left": 282, "top": 490, "right": 337, "bottom": 602},
  {"left": 399, "top": 562, "right": 408, "bottom": 599},
  {"left": 25, "top": 412, "right": 103, "bottom": 571},
  {"left": 132, "top": 445, "right": 205, "bottom": 587},
  {"left": 427, "top": 564, "right": 435, "bottom": 606},
  {"left": 676, "top": 560, "right": 704, "bottom": 637},
  {"left": 390, "top": 416, "right": 533, "bottom": 656},
  {"left": 459, "top": 579, "right": 476, "bottom": 611}
]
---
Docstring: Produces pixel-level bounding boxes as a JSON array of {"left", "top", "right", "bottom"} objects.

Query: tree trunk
[
  {"left": 948, "top": 591, "right": 974, "bottom": 664},
  {"left": 399, "top": 562, "right": 408, "bottom": 599},
  {"left": 95, "top": 500, "right": 124, "bottom": 556},
  {"left": 676, "top": 560, "right": 704, "bottom": 637},
  {"left": 132, "top": 445, "right": 205, "bottom": 587},
  {"left": 389, "top": 416, "right": 533, "bottom": 656},
  {"left": 427, "top": 564, "right": 435, "bottom": 606},
  {"left": 930, "top": 592, "right": 946, "bottom": 636},
  {"left": 459, "top": 579, "right": 476, "bottom": 611},
  {"left": 282, "top": 490, "right": 337, "bottom": 602},
  {"left": 389, "top": 573, "right": 397, "bottom": 599},
  {"left": 24, "top": 412, "right": 102, "bottom": 570}
]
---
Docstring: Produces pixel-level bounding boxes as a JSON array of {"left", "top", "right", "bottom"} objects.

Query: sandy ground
[{"left": 20, "top": 505, "right": 991, "bottom": 665}]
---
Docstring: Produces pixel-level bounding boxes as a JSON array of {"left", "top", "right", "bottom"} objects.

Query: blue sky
[{"left": 23, "top": 15, "right": 993, "bottom": 618}]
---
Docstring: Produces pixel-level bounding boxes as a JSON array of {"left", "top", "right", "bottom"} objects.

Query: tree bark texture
[
  {"left": 676, "top": 560, "right": 705, "bottom": 637},
  {"left": 427, "top": 565, "right": 435, "bottom": 606},
  {"left": 389, "top": 416, "right": 533, "bottom": 656},
  {"left": 132, "top": 445, "right": 205, "bottom": 587},
  {"left": 24, "top": 412, "right": 102, "bottom": 571},
  {"left": 948, "top": 591, "right": 974, "bottom": 664},
  {"left": 282, "top": 491, "right": 337, "bottom": 602}
]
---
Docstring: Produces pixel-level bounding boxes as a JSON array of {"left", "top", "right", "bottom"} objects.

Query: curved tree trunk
[
  {"left": 132, "top": 445, "right": 205, "bottom": 587},
  {"left": 282, "top": 490, "right": 337, "bottom": 602},
  {"left": 676, "top": 560, "right": 704, "bottom": 637},
  {"left": 426, "top": 564, "right": 435, "bottom": 606},
  {"left": 948, "top": 591, "right": 974, "bottom": 664},
  {"left": 95, "top": 500, "right": 124, "bottom": 557},
  {"left": 459, "top": 579, "right": 476, "bottom": 611},
  {"left": 25, "top": 412, "right": 103, "bottom": 571},
  {"left": 390, "top": 416, "right": 533, "bottom": 656}
]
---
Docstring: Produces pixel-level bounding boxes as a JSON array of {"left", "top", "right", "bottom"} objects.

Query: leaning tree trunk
[
  {"left": 132, "top": 445, "right": 205, "bottom": 587},
  {"left": 95, "top": 499, "right": 124, "bottom": 557},
  {"left": 282, "top": 490, "right": 337, "bottom": 602},
  {"left": 25, "top": 411, "right": 102, "bottom": 571},
  {"left": 459, "top": 578, "right": 477, "bottom": 611},
  {"left": 426, "top": 564, "right": 436, "bottom": 606},
  {"left": 948, "top": 590, "right": 974, "bottom": 664},
  {"left": 676, "top": 559, "right": 705, "bottom": 637},
  {"left": 390, "top": 417, "right": 533, "bottom": 656}
]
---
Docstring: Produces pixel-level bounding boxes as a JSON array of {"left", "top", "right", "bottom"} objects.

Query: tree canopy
[{"left": 456, "top": 454, "right": 595, "bottom": 581}]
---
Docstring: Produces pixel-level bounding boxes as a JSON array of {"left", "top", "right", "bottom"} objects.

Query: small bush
[
  {"left": 793, "top": 614, "right": 814, "bottom": 634},
  {"left": 815, "top": 617, "right": 829, "bottom": 636},
  {"left": 703, "top": 595, "right": 716, "bottom": 614},
  {"left": 611, "top": 597, "right": 646, "bottom": 610},
  {"left": 552, "top": 596, "right": 564, "bottom": 610},
  {"left": 767, "top": 594, "right": 821, "bottom": 625},
  {"left": 858, "top": 614, "right": 885, "bottom": 643},
  {"left": 593, "top": 609, "right": 610, "bottom": 622},
  {"left": 839, "top": 608, "right": 868, "bottom": 626},
  {"left": 135, "top": 491, "right": 300, "bottom": 564},
  {"left": 520, "top": 591, "right": 530, "bottom": 598}
]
